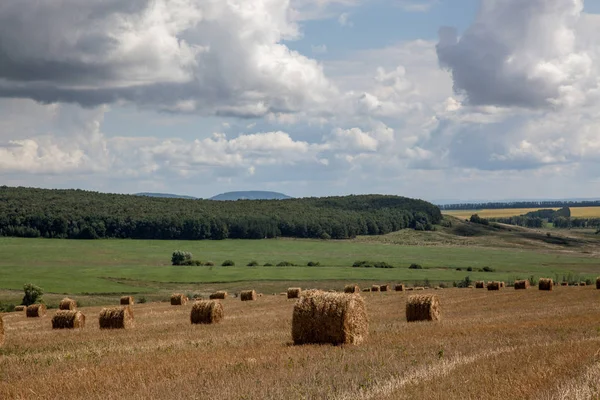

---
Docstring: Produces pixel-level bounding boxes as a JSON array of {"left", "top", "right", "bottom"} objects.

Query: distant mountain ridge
[
  {"left": 210, "top": 191, "right": 292, "bottom": 201},
  {"left": 135, "top": 192, "right": 197, "bottom": 200}
]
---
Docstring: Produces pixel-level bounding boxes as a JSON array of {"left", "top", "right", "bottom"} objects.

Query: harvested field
[{"left": 0, "top": 288, "right": 599, "bottom": 399}]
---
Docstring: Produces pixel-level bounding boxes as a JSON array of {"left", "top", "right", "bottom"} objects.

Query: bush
[
  {"left": 439, "top": 282, "right": 449, "bottom": 289},
  {"left": 307, "top": 261, "right": 320, "bottom": 267},
  {"left": 247, "top": 261, "right": 259, "bottom": 267},
  {"left": 409, "top": 263, "right": 423, "bottom": 270},
  {"left": 352, "top": 260, "right": 394, "bottom": 268},
  {"left": 172, "top": 250, "right": 192, "bottom": 266},
  {"left": 457, "top": 276, "right": 472, "bottom": 288},
  {"left": 222, "top": 260, "right": 235, "bottom": 266},
  {"left": 204, "top": 261, "right": 215, "bottom": 266},
  {"left": 22, "top": 283, "right": 44, "bottom": 306},
  {"left": 264, "top": 263, "right": 273, "bottom": 266},
  {"left": 138, "top": 297, "right": 147, "bottom": 304},
  {"left": 482, "top": 266, "right": 495, "bottom": 272},
  {"left": 585, "top": 278, "right": 593, "bottom": 286},
  {"left": 276, "top": 261, "right": 296, "bottom": 267},
  {"left": 456, "top": 268, "right": 462, "bottom": 271},
  {"left": 467, "top": 267, "right": 473, "bottom": 272}
]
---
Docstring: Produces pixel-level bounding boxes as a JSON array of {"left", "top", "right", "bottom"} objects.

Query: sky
[{"left": 1, "top": 0, "right": 600, "bottom": 202}]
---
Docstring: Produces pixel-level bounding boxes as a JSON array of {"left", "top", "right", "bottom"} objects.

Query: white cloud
[
  {"left": 338, "top": 12, "right": 353, "bottom": 27},
  {"left": 396, "top": 0, "right": 438, "bottom": 12}
]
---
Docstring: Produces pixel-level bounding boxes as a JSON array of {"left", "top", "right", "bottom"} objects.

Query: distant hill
[
  {"left": 135, "top": 192, "right": 197, "bottom": 200},
  {"left": 210, "top": 191, "right": 292, "bottom": 201}
]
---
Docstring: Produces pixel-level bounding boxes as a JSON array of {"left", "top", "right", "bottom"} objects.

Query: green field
[{"left": 1, "top": 237, "right": 598, "bottom": 295}]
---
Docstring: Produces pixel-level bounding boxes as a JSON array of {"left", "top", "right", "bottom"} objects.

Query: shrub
[
  {"left": 352, "top": 260, "right": 393, "bottom": 268},
  {"left": 172, "top": 250, "right": 192, "bottom": 266},
  {"left": 482, "top": 266, "right": 495, "bottom": 272},
  {"left": 467, "top": 267, "right": 473, "bottom": 272},
  {"left": 529, "top": 275, "right": 538, "bottom": 286},
  {"left": 247, "top": 261, "right": 259, "bottom": 267},
  {"left": 585, "top": 278, "right": 593, "bottom": 286},
  {"left": 138, "top": 297, "right": 147, "bottom": 304},
  {"left": 276, "top": 261, "right": 296, "bottom": 267},
  {"left": 457, "top": 276, "right": 472, "bottom": 288},
  {"left": 409, "top": 263, "right": 423, "bottom": 270},
  {"left": 439, "top": 282, "right": 449, "bottom": 289},
  {"left": 22, "top": 283, "right": 44, "bottom": 306},
  {"left": 204, "top": 261, "right": 215, "bottom": 266},
  {"left": 307, "top": 261, "right": 321, "bottom": 267},
  {"left": 456, "top": 268, "right": 462, "bottom": 271},
  {"left": 222, "top": 260, "right": 235, "bottom": 266}
]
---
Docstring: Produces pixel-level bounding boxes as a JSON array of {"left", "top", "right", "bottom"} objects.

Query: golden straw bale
[
  {"left": 500, "top": 282, "right": 506, "bottom": 288},
  {"left": 415, "top": 287, "right": 425, "bottom": 291},
  {"left": 59, "top": 298, "right": 77, "bottom": 310},
  {"left": 26, "top": 304, "right": 46, "bottom": 318},
  {"left": 514, "top": 280, "right": 530, "bottom": 290},
  {"left": 538, "top": 278, "right": 554, "bottom": 291},
  {"left": 52, "top": 310, "right": 85, "bottom": 329},
  {"left": 596, "top": 277, "right": 600, "bottom": 289},
  {"left": 287, "top": 288, "right": 302, "bottom": 299},
  {"left": 344, "top": 285, "right": 360, "bottom": 294},
  {"left": 14, "top": 305, "right": 26, "bottom": 312},
  {"left": 475, "top": 281, "right": 485, "bottom": 289},
  {"left": 379, "top": 285, "right": 390, "bottom": 292},
  {"left": 240, "top": 290, "right": 257, "bottom": 301},
  {"left": 406, "top": 294, "right": 441, "bottom": 322},
  {"left": 99, "top": 306, "right": 133, "bottom": 329},
  {"left": 371, "top": 285, "right": 380, "bottom": 292},
  {"left": 394, "top": 284, "right": 405, "bottom": 292},
  {"left": 291, "top": 290, "right": 368, "bottom": 346},
  {"left": 209, "top": 291, "right": 228, "bottom": 300},
  {"left": 467, "top": 285, "right": 474, "bottom": 289},
  {"left": 120, "top": 296, "right": 134, "bottom": 305},
  {"left": 487, "top": 281, "right": 501, "bottom": 291},
  {"left": 190, "top": 300, "right": 224, "bottom": 324},
  {"left": 0, "top": 315, "right": 4, "bottom": 347},
  {"left": 579, "top": 281, "right": 587, "bottom": 287},
  {"left": 362, "top": 288, "right": 371, "bottom": 292},
  {"left": 170, "top": 293, "right": 188, "bottom": 305},
  {"left": 407, "top": 287, "right": 414, "bottom": 291},
  {"left": 561, "top": 282, "right": 569, "bottom": 286}
]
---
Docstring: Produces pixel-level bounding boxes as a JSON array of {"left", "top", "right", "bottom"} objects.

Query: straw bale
[
  {"left": 59, "top": 298, "right": 77, "bottom": 310},
  {"left": 120, "top": 296, "right": 134, "bottom": 305},
  {"left": 406, "top": 294, "right": 441, "bottom": 322},
  {"left": 475, "top": 281, "right": 485, "bottom": 289},
  {"left": 99, "top": 306, "right": 133, "bottom": 329},
  {"left": 407, "top": 287, "right": 414, "bottom": 291},
  {"left": 291, "top": 290, "right": 368, "bottom": 345},
  {"left": 394, "top": 284, "right": 405, "bottom": 292},
  {"left": 379, "top": 285, "right": 390, "bottom": 292},
  {"left": 26, "top": 304, "right": 46, "bottom": 318},
  {"left": 362, "top": 288, "right": 371, "bottom": 292},
  {"left": 14, "top": 305, "right": 26, "bottom": 312},
  {"left": 487, "top": 281, "right": 501, "bottom": 291},
  {"left": 561, "top": 282, "right": 569, "bottom": 286},
  {"left": 52, "top": 310, "right": 85, "bottom": 329},
  {"left": 371, "top": 285, "right": 380, "bottom": 292},
  {"left": 209, "top": 291, "right": 228, "bottom": 300},
  {"left": 500, "top": 282, "right": 506, "bottom": 288},
  {"left": 287, "top": 288, "right": 302, "bottom": 299},
  {"left": 415, "top": 287, "right": 425, "bottom": 291},
  {"left": 170, "top": 293, "right": 188, "bottom": 305},
  {"left": 467, "top": 285, "right": 474, "bottom": 288},
  {"left": 514, "top": 280, "right": 530, "bottom": 290},
  {"left": 190, "top": 300, "right": 223, "bottom": 324},
  {"left": 579, "top": 281, "right": 587, "bottom": 287},
  {"left": 538, "top": 278, "right": 554, "bottom": 291},
  {"left": 344, "top": 285, "right": 360, "bottom": 294},
  {"left": 596, "top": 277, "right": 600, "bottom": 289},
  {"left": 240, "top": 290, "right": 257, "bottom": 301}
]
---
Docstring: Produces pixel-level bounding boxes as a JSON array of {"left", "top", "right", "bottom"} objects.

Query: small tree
[
  {"left": 172, "top": 251, "right": 192, "bottom": 266},
  {"left": 22, "top": 283, "right": 44, "bottom": 306}
]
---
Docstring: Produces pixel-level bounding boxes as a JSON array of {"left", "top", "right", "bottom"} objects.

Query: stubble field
[
  {"left": 443, "top": 206, "right": 600, "bottom": 220},
  {"left": 1, "top": 286, "right": 599, "bottom": 399}
]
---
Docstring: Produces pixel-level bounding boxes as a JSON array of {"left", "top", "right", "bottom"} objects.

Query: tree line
[
  {"left": 439, "top": 200, "right": 600, "bottom": 211},
  {"left": 0, "top": 186, "right": 442, "bottom": 240}
]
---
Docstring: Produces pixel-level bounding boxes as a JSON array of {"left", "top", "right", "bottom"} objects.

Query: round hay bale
[
  {"left": 561, "top": 281, "right": 569, "bottom": 286},
  {"left": 379, "top": 285, "right": 390, "bottom": 292},
  {"left": 287, "top": 288, "right": 302, "bottom": 299},
  {"left": 190, "top": 300, "right": 223, "bottom": 324},
  {"left": 539, "top": 278, "right": 554, "bottom": 291},
  {"left": 394, "top": 284, "right": 405, "bottom": 292},
  {"left": 52, "top": 310, "right": 85, "bottom": 329},
  {"left": 475, "top": 281, "right": 485, "bottom": 289},
  {"left": 415, "top": 287, "right": 425, "bottom": 291},
  {"left": 371, "top": 285, "right": 380, "bottom": 292},
  {"left": 579, "top": 281, "right": 587, "bottom": 287},
  {"left": 26, "top": 304, "right": 46, "bottom": 318},
  {"left": 120, "top": 296, "right": 134, "bottom": 305},
  {"left": 0, "top": 315, "right": 4, "bottom": 347},
  {"left": 209, "top": 291, "right": 228, "bottom": 300},
  {"left": 487, "top": 281, "right": 501, "bottom": 291},
  {"left": 59, "top": 298, "right": 77, "bottom": 310},
  {"left": 500, "top": 282, "right": 506, "bottom": 288},
  {"left": 514, "top": 280, "right": 530, "bottom": 290},
  {"left": 291, "top": 290, "right": 368, "bottom": 345},
  {"left": 240, "top": 290, "right": 257, "bottom": 301},
  {"left": 170, "top": 293, "right": 188, "bottom": 306},
  {"left": 406, "top": 294, "right": 440, "bottom": 322},
  {"left": 467, "top": 285, "right": 474, "bottom": 288},
  {"left": 362, "top": 288, "right": 371, "bottom": 292},
  {"left": 14, "top": 305, "right": 26, "bottom": 312},
  {"left": 344, "top": 285, "right": 360, "bottom": 294},
  {"left": 99, "top": 306, "right": 133, "bottom": 329},
  {"left": 596, "top": 277, "right": 600, "bottom": 289},
  {"left": 407, "top": 287, "right": 414, "bottom": 291}
]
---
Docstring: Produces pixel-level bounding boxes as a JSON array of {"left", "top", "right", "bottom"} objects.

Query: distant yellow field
[{"left": 443, "top": 207, "right": 600, "bottom": 220}]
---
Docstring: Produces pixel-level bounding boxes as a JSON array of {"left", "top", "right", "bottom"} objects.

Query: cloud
[
  {"left": 436, "top": 0, "right": 600, "bottom": 109},
  {"left": 0, "top": 0, "right": 336, "bottom": 117},
  {"left": 396, "top": 0, "right": 438, "bottom": 12}
]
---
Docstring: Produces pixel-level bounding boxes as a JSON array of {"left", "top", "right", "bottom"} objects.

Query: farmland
[
  {"left": 443, "top": 206, "right": 600, "bottom": 220},
  {"left": 1, "top": 287, "right": 600, "bottom": 399}
]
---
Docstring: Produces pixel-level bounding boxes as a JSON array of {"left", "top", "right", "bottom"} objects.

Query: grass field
[
  {"left": 1, "top": 287, "right": 599, "bottom": 399},
  {"left": 0, "top": 237, "right": 599, "bottom": 297},
  {"left": 444, "top": 206, "right": 600, "bottom": 220}
]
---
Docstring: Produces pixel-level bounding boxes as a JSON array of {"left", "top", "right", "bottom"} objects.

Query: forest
[
  {"left": 0, "top": 186, "right": 442, "bottom": 240},
  {"left": 439, "top": 200, "right": 600, "bottom": 210}
]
